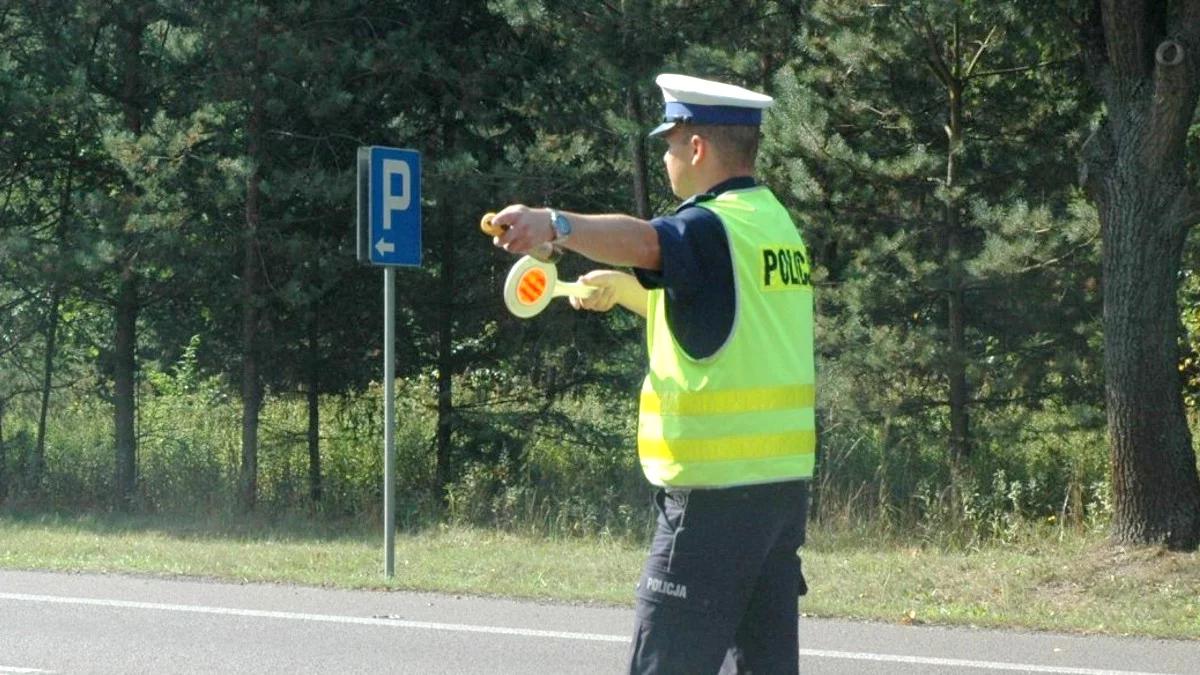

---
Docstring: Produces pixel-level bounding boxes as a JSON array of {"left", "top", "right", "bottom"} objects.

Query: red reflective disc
[{"left": 517, "top": 268, "right": 548, "bottom": 305}]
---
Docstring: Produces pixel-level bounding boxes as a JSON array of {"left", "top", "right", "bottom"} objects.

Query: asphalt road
[{"left": 0, "top": 570, "right": 1196, "bottom": 674}]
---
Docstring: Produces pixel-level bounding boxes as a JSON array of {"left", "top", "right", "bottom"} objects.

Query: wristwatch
[{"left": 548, "top": 209, "right": 572, "bottom": 245}]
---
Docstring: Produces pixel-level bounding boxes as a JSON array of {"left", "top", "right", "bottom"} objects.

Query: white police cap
[{"left": 648, "top": 73, "right": 774, "bottom": 138}]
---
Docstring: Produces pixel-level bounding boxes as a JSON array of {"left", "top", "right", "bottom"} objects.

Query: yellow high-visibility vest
[{"left": 638, "top": 186, "right": 816, "bottom": 487}]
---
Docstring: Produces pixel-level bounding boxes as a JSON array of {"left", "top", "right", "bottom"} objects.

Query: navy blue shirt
[{"left": 634, "top": 176, "right": 756, "bottom": 359}]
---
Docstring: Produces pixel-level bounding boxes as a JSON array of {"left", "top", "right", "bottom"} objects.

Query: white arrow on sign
[{"left": 375, "top": 238, "right": 395, "bottom": 256}]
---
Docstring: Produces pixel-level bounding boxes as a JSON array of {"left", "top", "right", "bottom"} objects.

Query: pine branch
[
  {"left": 0, "top": 324, "right": 44, "bottom": 359},
  {"left": 902, "top": 10, "right": 956, "bottom": 87},
  {"left": 967, "top": 55, "right": 1079, "bottom": 80},
  {"left": 0, "top": 288, "right": 39, "bottom": 317},
  {"left": 963, "top": 26, "right": 998, "bottom": 79},
  {"left": 963, "top": 235, "right": 1099, "bottom": 292}
]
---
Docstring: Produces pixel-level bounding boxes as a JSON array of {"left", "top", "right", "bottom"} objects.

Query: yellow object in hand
[{"left": 480, "top": 212, "right": 507, "bottom": 237}]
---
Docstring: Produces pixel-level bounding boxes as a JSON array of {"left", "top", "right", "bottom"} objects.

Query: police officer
[{"left": 491, "top": 73, "right": 816, "bottom": 675}]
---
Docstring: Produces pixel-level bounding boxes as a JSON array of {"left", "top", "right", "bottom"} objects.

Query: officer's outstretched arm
[
  {"left": 571, "top": 270, "right": 648, "bottom": 318},
  {"left": 491, "top": 206, "right": 661, "bottom": 271}
]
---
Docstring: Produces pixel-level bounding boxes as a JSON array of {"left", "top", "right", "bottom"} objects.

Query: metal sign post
[
  {"left": 357, "top": 146, "right": 422, "bottom": 579},
  {"left": 382, "top": 265, "right": 395, "bottom": 577}
]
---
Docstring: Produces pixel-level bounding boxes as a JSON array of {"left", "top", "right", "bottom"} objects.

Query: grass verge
[{"left": 1, "top": 511, "right": 1198, "bottom": 639}]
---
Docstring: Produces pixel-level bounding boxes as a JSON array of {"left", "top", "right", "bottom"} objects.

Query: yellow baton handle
[{"left": 481, "top": 212, "right": 507, "bottom": 237}]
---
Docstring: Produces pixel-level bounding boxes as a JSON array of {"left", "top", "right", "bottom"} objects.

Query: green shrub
[{"left": 0, "top": 344, "right": 1121, "bottom": 546}]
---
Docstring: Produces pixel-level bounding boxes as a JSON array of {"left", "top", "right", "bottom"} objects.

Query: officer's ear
[{"left": 689, "top": 133, "right": 707, "bottom": 166}]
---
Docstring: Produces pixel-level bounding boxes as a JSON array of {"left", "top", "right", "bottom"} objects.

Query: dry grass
[{"left": 803, "top": 529, "right": 1200, "bottom": 638}]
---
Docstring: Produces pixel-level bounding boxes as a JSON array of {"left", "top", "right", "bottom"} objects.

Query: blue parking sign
[{"left": 357, "top": 146, "right": 421, "bottom": 266}]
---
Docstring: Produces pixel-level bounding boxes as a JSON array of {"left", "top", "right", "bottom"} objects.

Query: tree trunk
[
  {"left": 34, "top": 153, "right": 75, "bottom": 491},
  {"left": 33, "top": 286, "right": 60, "bottom": 489},
  {"left": 239, "top": 57, "right": 265, "bottom": 512},
  {"left": 944, "top": 75, "right": 971, "bottom": 463},
  {"left": 306, "top": 305, "right": 322, "bottom": 504},
  {"left": 113, "top": 266, "right": 139, "bottom": 509},
  {"left": 923, "top": 13, "right": 972, "bottom": 463},
  {"left": 1101, "top": 183, "right": 1199, "bottom": 548},
  {"left": 112, "top": 4, "right": 148, "bottom": 511},
  {"left": 0, "top": 397, "right": 7, "bottom": 503},
  {"left": 615, "top": 0, "right": 651, "bottom": 220},
  {"left": 435, "top": 204, "right": 455, "bottom": 503},
  {"left": 627, "top": 85, "right": 651, "bottom": 219},
  {"left": 1081, "top": 2, "right": 1200, "bottom": 550},
  {"left": 239, "top": 215, "right": 262, "bottom": 510}
]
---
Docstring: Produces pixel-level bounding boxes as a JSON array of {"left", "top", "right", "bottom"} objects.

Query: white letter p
[{"left": 382, "top": 159, "right": 410, "bottom": 230}]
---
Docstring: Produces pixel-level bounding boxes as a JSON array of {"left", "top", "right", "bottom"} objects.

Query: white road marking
[
  {"left": 0, "top": 592, "right": 625, "bottom": 643},
  {"left": 0, "top": 592, "right": 1178, "bottom": 675},
  {"left": 0, "top": 667, "right": 56, "bottom": 674},
  {"left": 798, "top": 648, "right": 1175, "bottom": 675}
]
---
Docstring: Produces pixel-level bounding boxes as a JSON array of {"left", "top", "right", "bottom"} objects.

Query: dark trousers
[{"left": 627, "top": 480, "right": 809, "bottom": 675}]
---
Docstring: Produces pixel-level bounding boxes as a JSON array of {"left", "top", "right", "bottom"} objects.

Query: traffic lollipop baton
[
  {"left": 481, "top": 212, "right": 593, "bottom": 319},
  {"left": 502, "top": 255, "right": 595, "bottom": 319}
]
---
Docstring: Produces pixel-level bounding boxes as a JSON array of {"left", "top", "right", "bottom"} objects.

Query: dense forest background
[{"left": 1, "top": 1, "right": 1198, "bottom": 546}]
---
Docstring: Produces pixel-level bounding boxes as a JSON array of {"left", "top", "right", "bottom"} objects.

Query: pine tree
[
  {"left": 761, "top": 2, "right": 1102, "bottom": 505},
  {"left": 2, "top": 1, "right": 207, "bottom": 504}
]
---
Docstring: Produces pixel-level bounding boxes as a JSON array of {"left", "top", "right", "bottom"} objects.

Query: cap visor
[{"left": 648, "top": 121, "right": 678, "bottom": 138}]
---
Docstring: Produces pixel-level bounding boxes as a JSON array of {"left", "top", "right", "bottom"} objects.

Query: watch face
[{"left": 552, "top": 211, "right": 571, "bottom": 237}]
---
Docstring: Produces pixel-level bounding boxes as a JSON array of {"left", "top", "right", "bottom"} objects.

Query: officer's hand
[
  {"left": 491, "top": 205, "right": 554, "bottom": 256},
  {"left": 570, "top": 270, "right": 622, "bottom": 312}
]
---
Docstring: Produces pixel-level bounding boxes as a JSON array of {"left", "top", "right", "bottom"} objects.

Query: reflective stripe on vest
[{"left": 637, "top": 186, "right": 817, "bottom": 488}]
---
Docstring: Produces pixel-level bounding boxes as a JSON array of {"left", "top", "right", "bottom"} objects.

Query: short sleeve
[{"left": 634, "top": 206, "right": 735, "bottom": 359}]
